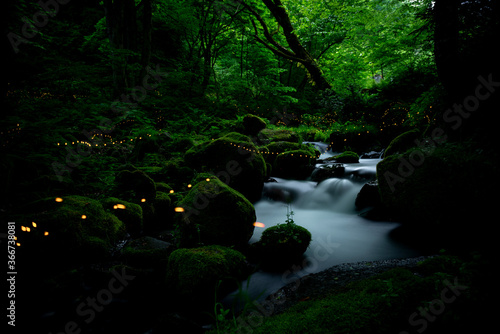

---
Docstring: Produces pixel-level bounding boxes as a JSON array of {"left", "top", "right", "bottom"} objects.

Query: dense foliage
[{"left": 2, "top": 0, "right": 499, "bottom": 332}]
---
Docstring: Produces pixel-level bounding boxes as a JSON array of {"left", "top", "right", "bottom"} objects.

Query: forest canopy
[{"left": 2, "top": 0, "right": 499, "bottom": 203}]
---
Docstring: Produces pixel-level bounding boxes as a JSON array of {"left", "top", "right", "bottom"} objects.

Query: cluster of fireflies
[{"left": 219, "top": 140, "right": 321, "bottom": 159}]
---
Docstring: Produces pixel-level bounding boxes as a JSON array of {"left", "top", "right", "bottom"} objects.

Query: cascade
[{"left": 223, "top": 143, "right": 422, "bottom": 307}]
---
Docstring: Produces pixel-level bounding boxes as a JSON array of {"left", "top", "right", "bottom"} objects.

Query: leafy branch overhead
[{"left": 224, "top": 0, "right": 335, "bottom": 90}]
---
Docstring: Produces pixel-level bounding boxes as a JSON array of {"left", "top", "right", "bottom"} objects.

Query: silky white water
[{"left": 224, "top": 154, "right": 422, "bottom": 305}]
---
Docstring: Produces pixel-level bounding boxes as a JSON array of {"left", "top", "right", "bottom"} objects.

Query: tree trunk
[
  {"left": 244, "top": 0, "right": 332, "bottom": 90},
  {"left": 139, "top": 0, "right": 152, "bottom": 81}
]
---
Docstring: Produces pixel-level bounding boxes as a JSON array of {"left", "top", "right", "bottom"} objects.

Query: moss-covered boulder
[
  {"left": 115, "top": 169, "right": 157, "bottom": 202},
  {"left": 274, "top": 150, "right": 317, "bottom": 179},
  {"left": 376, "top": 142, "right": 495, "bottom": 249},
  {"left": 184, "top": 133, "right": 266, "bottom": 202},
  {"left": 383, "top": 129, "right": 420, "bottom": 157},
  {"left": 23, "top": 196, "right": 126, "bottom": 264},
  {"left": 242, "top": 114, "right": 267, "bottom": 136},
  {"left": 166, "top": 245, "right": 248, "bottom": 309},
  {"left": 149, "top": 191, "right": 173, "bottom": 231},
  {"left": 253, "top": 222, "right": 311, "bottom": 268},
  {"left": 259, "top": 128, "right": 300, "bottom": 143},
  {"left": 264, "top": 141, "right": 319, "bottom": 167},
  {"left": 327, "top": 151, "right": 360, "bottom": 163},
  {"left": 121, "top": 236, "right": 173, "bottom": 269},
  {"left": 101, "top": 197, "right": 143, "bottom": 237},
  {"left": 177, "top": 176, "right": 256, "bottom": 247}
]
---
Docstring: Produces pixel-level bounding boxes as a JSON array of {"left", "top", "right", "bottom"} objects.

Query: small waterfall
[{"left": 295, "top": 178, "right": 361, "bottom": 213}]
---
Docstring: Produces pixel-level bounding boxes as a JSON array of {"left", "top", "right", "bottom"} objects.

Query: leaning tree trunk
[{"left": 242, "top": 0, "right": 332, "bottom": 91}]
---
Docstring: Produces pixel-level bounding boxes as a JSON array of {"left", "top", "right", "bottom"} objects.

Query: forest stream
[{"left": 222, "top": 143, "right": 422, "bottom": 308}]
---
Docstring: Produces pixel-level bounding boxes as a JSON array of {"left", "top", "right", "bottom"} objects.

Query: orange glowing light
[
  {"left": 253, "top": 222, "right": 265, "bottom": 228},
  {"left": 32, "top": 222, "right": 37, "bottom": 228},
  {"left": 81, "top": 215, "right": 87, "bottom": 219},
  {"left": 26, "top": 227, "right": 31, "bottom": 232},
  {"left": 55, "top": 197, "right": 63, "bottom": 202},
  {"left": 206, "top": 178, "right": 210, "bottom": 182},
  {"left": 169, "top": 190, "right": 174, "bottom": 194},
  {"left": 21, "top": 226, "right": 26, "bottom": 232},
  {"left": 187, "top": 184, "right": 192, "bottom": 188},
  {"left": 141, "top": 198, "right": 147, "bottom": 202},
  {"left": 116, "top": 204, "right": 126, "bottom": 209},
  {"left": 44, "top": 231, "right": 49, "bottom": 236},
  {"left": 174, "top": 207, "right": 185, "bottom": 213},
  {"left": 16, "top": 243, "right": 21, "bottom": 247}
]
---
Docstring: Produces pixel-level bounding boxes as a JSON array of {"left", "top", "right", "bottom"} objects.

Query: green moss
[
  {"left": 177, "top": 176, "right": 256, "bottom": 247},
  {"left": 242, "top": 114, "right": 267, "bottom": 136},
  {"left": 383, "top": 128, "right": 420, "bottom": 157},
  {"left": 150, "top": 191, "right": 173, "bottom": 231},
  {"left": 273, "top": 149, "right": 317, "bottom": 179},
  {"left": 26, "top": 196, "right": 126, "bottom": 264},
  {"left": 256, "top": 222, "right": 312, "bottom": 266},
  {"left": 101, "top": 197, "right": 143, "bottom": 237},
  {"left": 121, "top": 236, "right": 172, "bottom": 268},
  {"left": 155, "top": 182, "right": 172, "bottom": 193},
  {"left": 330, "top": 151, "right": 360, "bottom": 163},
  {"left": 260, "top": 128, "right": 300, "bottom": 143},
  {"left": 166, "top": 245, "right": 248, "bottom": 308},
  {"left": 184, "top": 134, "right": 266, "bottom": 202},
  {"left": 114, "top": 169, "right": 157, "bottom": 201}
]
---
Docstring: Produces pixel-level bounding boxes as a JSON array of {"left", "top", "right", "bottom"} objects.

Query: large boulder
[
  {"left": 114, "top": 168, "right": 157, "bottom": 202},
  {"left": 376, "top": 142, "right": 496, "bottom": 249},
  {"left": 242, "top": 114, "right": 267, "bottom": 136},
  {"left": 177, "top": 176, "right": 256, "bottom": 248},
  {"left": 383, "top": 129, "right": 420, "bottom": 158},
  {"left": 166, "top": 245, "right": 248, "bottom": 310},
  {"left": 274, "top": 150, "right": 317, "bottom": 179},
  {"left": 121, "top": 236, "right": 173, "bottom": 269},
  {"left": 101, "top": 197, "right": 143, "bottom": 237},
  {"left": 184, "top": 133, "right": 266, "bottom": 202},
  {"left": 21, "top": 196, "right": 126, "bottom": 265},
  {"left": 252, "top": 221, "right": 312, "bottom": 268}
]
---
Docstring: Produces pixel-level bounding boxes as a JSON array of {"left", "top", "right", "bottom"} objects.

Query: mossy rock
[
  {"left": 376, "top": 142, "right": 496, "bottom": 249},
  {"left": 329, "top": 151, "right": 360, "bottom": 163},
  {"left": 274, "top": 150, "right": 317, "bottom": 179},
  {"left": 259, "top": 128, "right": 300, "bottom": 143},
  {"left": 264, "top": 141, "right": 319, "bottom": 166},
  {"left": 121, "top": 236, "right": 173, "bottom": 269},
  {"left": 177, "top": 176, "right": 256, "bottom": 248},
  {"left": 383, "top": 129, "right": 420, "bottom": 157},
  {"left": 242, "top": 114, "right": 267, "bottom": 136},
  {"left": 166, "top": 245, "right": 248, "bottom": 308},
  {"left": 115, "top": 169, "right": 157, "bottom": 201},
  {"left": 254, "top": 222, "right": 312, "bottom": 267},
  {"left": 24, "top": 196, "right": 126, "bottom": 264},
  {"left": 155, "top": 182, "right": 172, "bottom": 193},
  {"left": 184, "top": 133, "right": 266, "bottom": 202},
  {"left": 149, "top": 191, "right": 173, "bottom": 231},
  {"left": 101, "top": 197, "right": 143, "bottom": 237}
]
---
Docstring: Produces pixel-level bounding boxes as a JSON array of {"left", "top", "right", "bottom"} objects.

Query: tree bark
[
  {"left": 139, "top": 0, "right": 152, "bottom": 81},
  {"left": 242, "top": 0, "right": 332, "bottom": 90}
]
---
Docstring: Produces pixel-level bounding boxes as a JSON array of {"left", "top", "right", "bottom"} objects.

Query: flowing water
[{"left": 223, "top": 144, "right": 422, "bottom": 306}]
